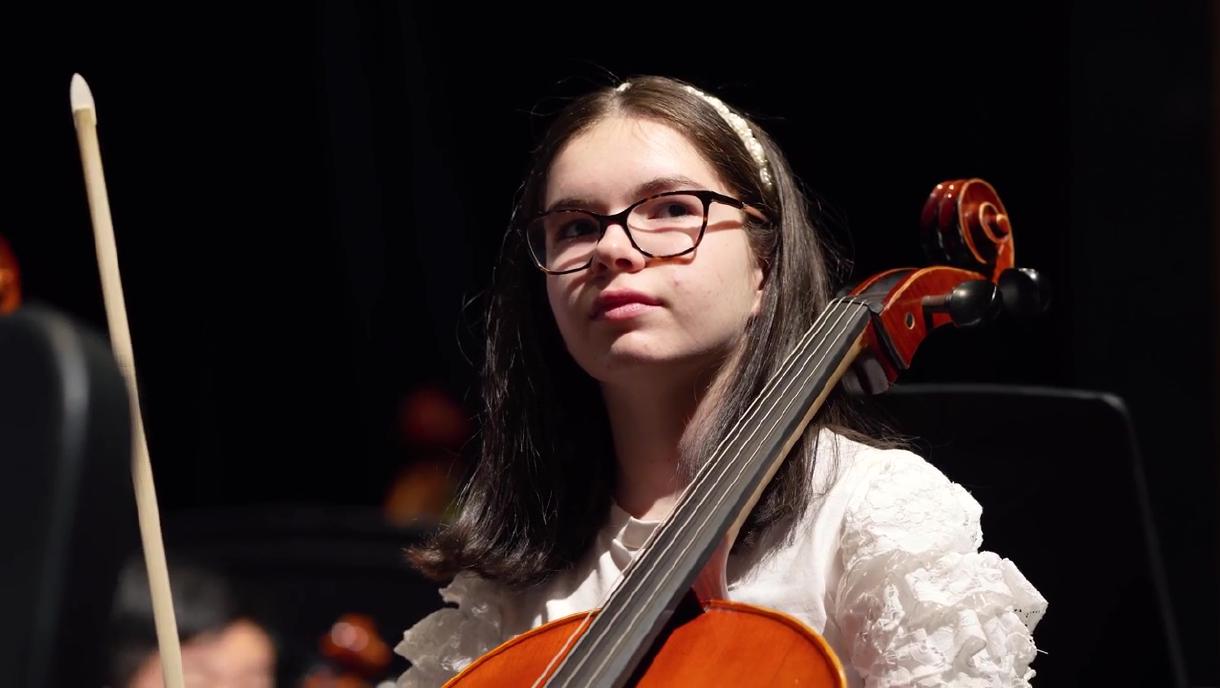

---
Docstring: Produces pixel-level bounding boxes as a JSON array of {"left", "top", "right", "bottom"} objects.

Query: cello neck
[{"left": 546, "top": 297, "right": 873, "bottom": 688}]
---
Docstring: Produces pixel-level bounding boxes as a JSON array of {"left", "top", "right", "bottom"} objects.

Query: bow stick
[{"left": 70, "top": 73, "right": 185, "bottom": 688}]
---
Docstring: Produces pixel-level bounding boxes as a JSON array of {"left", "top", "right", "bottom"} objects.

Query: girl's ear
[{"left": 749, "top": 256, "right": 767, "bottom": 318}]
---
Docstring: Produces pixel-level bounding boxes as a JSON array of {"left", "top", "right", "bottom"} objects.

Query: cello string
[
  {"left": 584, "top": 301, "right": 865, "bottom": 682},
  {"left": 569, "top": 299, "right": 866, "bottom": 681},
  {"left": 542, "top": 300, "right": 851, "bottom": 685},
  {"left": 585, "top": 303, "right": 862, "bottom": 676}
]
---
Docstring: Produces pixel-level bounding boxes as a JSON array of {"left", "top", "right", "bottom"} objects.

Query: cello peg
[
  {"left": 946, "top": 280, "right": 1000, "bottom": 327},
  {"left": 842, "top": 354, "right": 891, "bottom": 396},
  {"left": 997, "top": 268, "right": 1051, "bottom": 319}
]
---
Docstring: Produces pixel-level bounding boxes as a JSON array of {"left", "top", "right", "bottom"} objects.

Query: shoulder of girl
[
  {"left": 822, "top": 428, "right": 932, "bottom": 482},
  {"left": 824, "top": 431, "right": 978, "bottom": 513}
]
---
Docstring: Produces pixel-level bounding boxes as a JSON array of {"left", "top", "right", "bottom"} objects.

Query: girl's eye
[
  {"left": 662, "top": 202, "right": 694, "bottom": 218},
  {"left": 557, "top": 217, "right": 598, "bottom": 241}
]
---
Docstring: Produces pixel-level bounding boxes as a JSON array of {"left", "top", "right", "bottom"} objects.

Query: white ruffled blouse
[{"left": 395, "top": 429, "right": 1048, "bottom": 687}]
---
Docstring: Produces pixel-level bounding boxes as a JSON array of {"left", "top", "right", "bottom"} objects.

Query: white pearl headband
[{"left": 615, "top": 81, "right": 774, "bottom": 192}]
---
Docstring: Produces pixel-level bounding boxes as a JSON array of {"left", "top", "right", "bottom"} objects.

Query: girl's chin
[{"left": 582, "top": 339, "right": 720, "bottom": 381}]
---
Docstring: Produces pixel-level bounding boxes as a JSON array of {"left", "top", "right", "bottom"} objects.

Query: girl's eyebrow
[{"left": 545, "top": 175, "right": 705, "bottom": 213}]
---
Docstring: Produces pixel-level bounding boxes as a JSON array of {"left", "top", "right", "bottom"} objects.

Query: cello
[{"left": 444, "top": 178, "right": 1047, "bottom": 687}]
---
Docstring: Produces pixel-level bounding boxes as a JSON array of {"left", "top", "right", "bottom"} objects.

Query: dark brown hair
[{"left": 409, "top": 75, "right": 895, "bottom": 588}]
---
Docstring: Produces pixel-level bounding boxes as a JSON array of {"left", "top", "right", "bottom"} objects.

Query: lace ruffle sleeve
[
  {"left": 833, "top": 453, "right": 1048, "bottom": 687},
  {"left": 395, "top": 572, "right": 506, "bottom": 688}
]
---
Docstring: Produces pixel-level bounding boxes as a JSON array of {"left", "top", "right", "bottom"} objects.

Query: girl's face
[{"left": 543, "top": 115, "right": 765, "bottom": 386}]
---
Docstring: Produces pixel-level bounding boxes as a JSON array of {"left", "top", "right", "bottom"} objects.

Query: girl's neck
[{"left": 601, "top": 361, "right": 728, "bottom": 521}]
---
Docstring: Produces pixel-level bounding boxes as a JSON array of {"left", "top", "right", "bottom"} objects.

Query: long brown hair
[{"left": 409, "top": 75, "right": 895, "bottom": 588}]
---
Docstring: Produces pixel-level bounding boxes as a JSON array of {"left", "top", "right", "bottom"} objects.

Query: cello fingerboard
[{"left": 546, "top": 298, "right": 873, "bottom": 688}]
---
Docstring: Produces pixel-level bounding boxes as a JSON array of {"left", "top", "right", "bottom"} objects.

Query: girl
[{"left": 396, "top": 75, "right": 1047, "bottom": 687}]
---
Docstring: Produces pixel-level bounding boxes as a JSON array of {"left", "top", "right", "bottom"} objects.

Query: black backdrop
[{"left": 4, "top": 1, "right": 1216, "bottom": 683}]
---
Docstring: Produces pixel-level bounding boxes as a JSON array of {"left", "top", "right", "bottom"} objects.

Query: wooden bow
[{"left": 70, "top": 73, "right": 185, "bottom": 688}]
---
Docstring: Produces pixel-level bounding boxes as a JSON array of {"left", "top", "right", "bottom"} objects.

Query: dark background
[{"left": 4, "top": 1, "right": 1216, "bottom": 683}]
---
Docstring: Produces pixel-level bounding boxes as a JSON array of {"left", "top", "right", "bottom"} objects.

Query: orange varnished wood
[
  {"left": 856, "top": 264, "right": 988, "bottom": 371},
  {"left": 850, "top": 178, "right": 1019, "bottom": 380},
  {"left": 0, "top": 236, "right": 20, "bottom": 315},
  {"left": 919, "top": 178, "right": 1014, "bottom": 280},
  {"left": 444, "top": 601, "right": 846, "bottom": 687}
]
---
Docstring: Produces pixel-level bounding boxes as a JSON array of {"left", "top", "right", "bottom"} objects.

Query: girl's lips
[
  {"left": 591, "top": 289, "right": 662, "bottom": 320},
  {"left": 598, "top": 301, "right": 661, "bottom": 321}
]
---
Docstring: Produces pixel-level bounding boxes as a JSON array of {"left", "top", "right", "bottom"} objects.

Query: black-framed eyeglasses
[{"left": 523, "top": 189, "right": 767, "bottom": 275}]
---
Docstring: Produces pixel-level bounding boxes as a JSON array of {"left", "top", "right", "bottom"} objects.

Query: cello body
[{"left": 445, "top": 599, "right": 846, "bottom": 687}]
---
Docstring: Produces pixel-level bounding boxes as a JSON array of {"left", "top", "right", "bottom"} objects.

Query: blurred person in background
[{"left": 106, "top": 559, "right": 276, "bottom": 688}]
